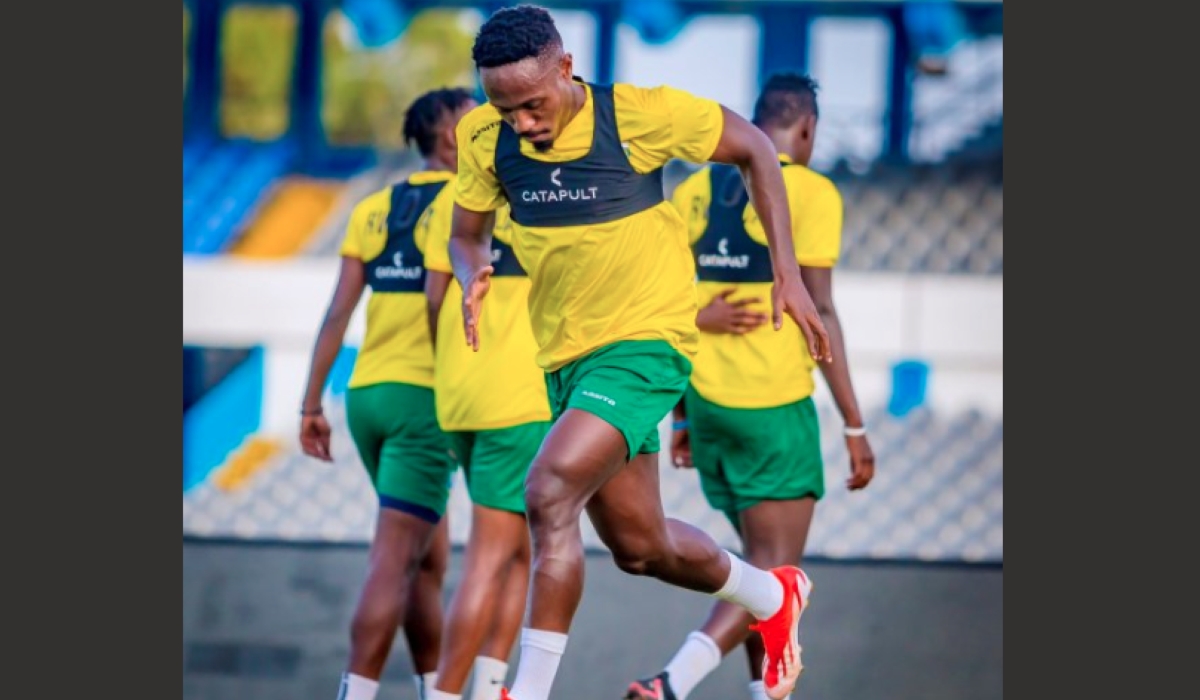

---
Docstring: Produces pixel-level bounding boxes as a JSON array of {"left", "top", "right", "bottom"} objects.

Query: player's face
[{"left": 481, "top": 51, "right": 576, "bottom": 152}]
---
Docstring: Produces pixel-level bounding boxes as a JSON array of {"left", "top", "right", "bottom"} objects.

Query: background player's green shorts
[
  {"left": 685, "top": 385, "right": 825, "bottom": 525},
  {"left": 346, "top": 382, "right": 456, "bottom": 523},
  {"left": 449, "top": 421, "right": 550, "bottom": 514},
  {"left": 545, "top": 340, "right": 693, "bottom": 460}
]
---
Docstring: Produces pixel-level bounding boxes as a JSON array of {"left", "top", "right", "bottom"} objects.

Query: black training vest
[
  {"left": 494, "top": 83, "right": 664, "bottom": 227},
  {"left": 692, "top": 162, "right": 787, "bottom": 284},
  {"left": 489, "top": 214, "right": 527, "bottom": 277},
  {"left": 364, "top": 180, "right": 445, "bottom": 293}
]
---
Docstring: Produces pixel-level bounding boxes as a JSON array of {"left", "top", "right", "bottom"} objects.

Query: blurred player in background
[
  {"left": 448, "top": 6, "right": 834, "bottom": 700},
  {"left": 623, "top": 73, "right": 876, "bottom": 700},
  {"left": 423, "top": 198, "right": 551, "bottom": 700},
  {"left": 298, "top": 87, "right": 476, "bottom": 700}
]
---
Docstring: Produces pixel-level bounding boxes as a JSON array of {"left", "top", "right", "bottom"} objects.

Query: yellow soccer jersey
[
  {"left": 671, "top": 156, "right": 843, "bottom": 408},
  {"left": 339, "top": 171, "right": 450, "bottom": 389},
  {"left": 454, "top": 80, "right": 725, "bottom": 371},
  {"left": 422, "top": 183, "right": 551, "bottom": 431}
]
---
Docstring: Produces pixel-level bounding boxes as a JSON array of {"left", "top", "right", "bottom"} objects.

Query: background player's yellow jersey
[
  {"left": 422, "top": 183, "right": 551, "bottom": 432},
  {"left": 339, "top": 171, "right": 448, "bottom": 389},
  {"left": 454, "top": 81, "right": 724, "bottom": 372},
  {"left": 672, "top": 155, "right": 843, "bottom": 409}
]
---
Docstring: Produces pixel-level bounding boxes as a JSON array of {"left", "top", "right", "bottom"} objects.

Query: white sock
[
  {"left": 712, "top": 550, "right": 784, "bottom": 620},
  {"left": 337, "top": 673, "right": 379, "bottom": 700},
  {"left": 415, "top": 672, "right": 439, "bottom": 700},
  {"left": 468, "top": 656, "right": 510, "bottom": 700},
  {"left": 426, "top": 689, "right": 461, "bottom": 700},
  {"left": 507, "top": 628, "right": 569, "bottom": 700},
  {"left": 662, "top": 631, "right": 722, "bottom": 699}
]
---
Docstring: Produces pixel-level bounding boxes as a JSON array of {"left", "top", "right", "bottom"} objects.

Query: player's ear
[
  {"left": 561, "top": 52, "right": 574, "bottom": 80},
  {"left": 800, "top": 114, "right": 817, "bottom": 141}
]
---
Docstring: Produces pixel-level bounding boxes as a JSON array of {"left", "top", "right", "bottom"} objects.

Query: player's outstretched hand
[
  {"left": 771, "top": 275, "right": 832, "bottom": 362},
  {"left": 462, "top": 266, "right": 494, "bottom": 351}
]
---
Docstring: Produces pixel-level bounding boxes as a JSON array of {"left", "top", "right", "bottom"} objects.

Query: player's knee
[
  {"left": 611, "top": 551, "right": 649, "bottom": 576},
  {"left": 607, "top": 535, "right": 665, "bottom": 577},
  {"left": 524, "top": 466, "right": 578, "bottom": 531}
]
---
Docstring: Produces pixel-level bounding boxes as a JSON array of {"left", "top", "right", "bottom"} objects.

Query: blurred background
[{"left": 182, "top": 1, "right": 1002, "bottom": 698}]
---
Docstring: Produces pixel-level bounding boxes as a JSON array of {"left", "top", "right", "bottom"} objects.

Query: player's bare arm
[
  {"left": 449, "top": 203, "right": 496, "bottom": 351},
  {"left": 801, "top": 265, "right": 875, "bottom": 490},
  {"left": 708, "top": 106, "right": 833, "bottom": 362},
  {"left": 424, "top": 270, "right": 453, "bottom": 349},
  {"left": 299, "top": 256, "right": 366, "bottom": 461}
]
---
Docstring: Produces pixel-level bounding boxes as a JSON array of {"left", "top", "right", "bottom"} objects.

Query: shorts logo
[{"left": 581, "top": 390, "right": 616, "bottom": 406}]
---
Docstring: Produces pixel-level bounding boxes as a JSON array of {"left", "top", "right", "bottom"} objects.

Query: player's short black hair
[
  {"left": 472, "top": 4, "right": 563, "bottom": 69},
  {"left": 403, "top": 87, "right": 474, "bottom": 156},
  {"left": 752, "top": 73, "right": 820, "bottom": 127}
]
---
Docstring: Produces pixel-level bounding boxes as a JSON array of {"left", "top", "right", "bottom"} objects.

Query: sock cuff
[
  {"left": 685, "top": 631, "right": 722, "bottom": 661},
  {"left": 521, "top": 627, "right": 569, "bottom": 654},
  {"left": 474, "top": 655, "right": 509, "bottom": 671},
  {"left": 715, "top": 550, "right": 744, "bottom": 598},
  {"left": 748, "top": 680, "right": 765, "bottom": 692},
  {"left": 340, "top": 673, "right": 380, "bottom": 700}
]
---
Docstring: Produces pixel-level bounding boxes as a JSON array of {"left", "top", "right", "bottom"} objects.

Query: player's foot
[
  {"left": 500, "top": 689, "right": 516, "bottom": 700},
  {"left": 623, "top": 671, "right": 677, "bottom": 700},
  {"left": 748, "top": 567, "right": 813, "bottom": 700}
]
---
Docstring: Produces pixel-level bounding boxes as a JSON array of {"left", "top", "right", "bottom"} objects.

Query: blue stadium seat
[{"left": 184, "top": 140, "right": 296, "bottom": 255}]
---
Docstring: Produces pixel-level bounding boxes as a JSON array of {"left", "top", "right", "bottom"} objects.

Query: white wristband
[{"left": 843, "top": 425, "right": 867, "bottom": 437}]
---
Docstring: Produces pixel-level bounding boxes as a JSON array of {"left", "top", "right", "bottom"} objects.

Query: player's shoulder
[
  {"left": 350, "top": 185, "right": 394, "bottom": 217},
  {"left": 784, "top": 164, "right": 841, "bottom": 198},
  {"left": 458, "top": 103, "right": 503, "bottom": 147},
  {"left": 613, "top": 81, "right": 705, "bottom": 107}
]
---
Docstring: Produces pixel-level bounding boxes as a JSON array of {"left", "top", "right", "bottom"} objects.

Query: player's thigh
[
  {"left": 685, "top": 419, "right": 740, "bottom": 528},
  {"left": 373, "top": 386, "right": 456, "bottom": 522},
  {"left": 346, "top": 384, "right": 396, "bottom": 482},
  {"left": 560, "top": 340, "right": 692, "bottom": 460},
  {"left": 464, "top": 421, "right": 550, "bottom": 514},
  {"left": 724, "top": 396, "right": 825, "bottom": 512}
]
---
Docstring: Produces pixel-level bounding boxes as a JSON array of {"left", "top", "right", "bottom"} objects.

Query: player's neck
[
  {"left": 765, "top": 129, "right": 803, "bottom": 166},
  {"left": 422, "top": 154, "right": 454, "bottom": 173},
  {"left": 566, "top": 82, "right": 587, "bottom": 122}
]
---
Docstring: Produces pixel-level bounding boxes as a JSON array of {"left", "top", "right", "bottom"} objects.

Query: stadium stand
[{"left": 183, "top": 138, "right": 296, "bottom": 254}]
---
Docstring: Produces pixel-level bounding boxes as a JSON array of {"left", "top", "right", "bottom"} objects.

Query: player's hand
[
  {"left": 670, "top": 427, "right": 693, "bottom": 468},
  {"left": 771, "top": 274, "right": 832, "bottom": 362},
  {"left": 300, "top": 414, "right": 333, "bottom": 462},
  {"left": 462, "top": 265, "right": 494, "bottom": 351},
  {"left": 845, "top": 434, "right": 875, "bottom": 490},
  {"left": 696, "top": 288, "right": 769, "bottom": 335}
]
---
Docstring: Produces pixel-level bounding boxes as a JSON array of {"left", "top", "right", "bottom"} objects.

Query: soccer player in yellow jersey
[
  {"left": 422, "top": 197, "right": 551, "bottom": 700},
  {"left": 623, "top": 74, "right": 877, "bottom": 700},
  {"left": 447, "top": 7, "right": 834, "bottom": 700},
  {"left": 299, "top": 88, "right": 476, "bottom": 700}
]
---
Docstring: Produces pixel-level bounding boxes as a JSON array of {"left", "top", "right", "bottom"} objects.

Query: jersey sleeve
[
  {"left": 455, "top": 108, "right": 507, "bottom": 213},
  {"left": 791, "top": 175, "right": 843, "bottom": 268},
  {"left": 339, "top": 190, "right": 388, "bottom": 259},
  {"left": 615, "top": 84, "right": 725, "bottom": 173}
]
